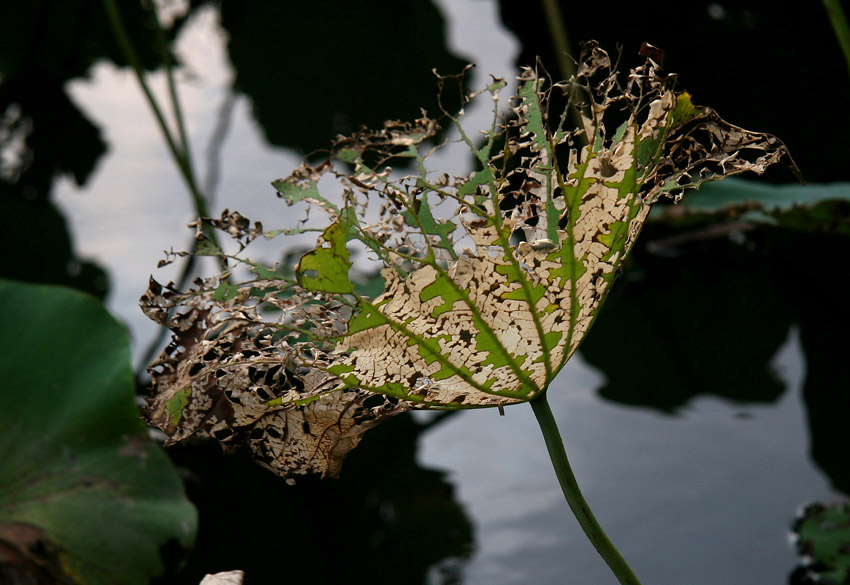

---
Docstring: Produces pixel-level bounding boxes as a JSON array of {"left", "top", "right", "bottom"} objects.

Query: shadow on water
[
  {"left": 497, "top": 0, "right": 850, "bottom": 184},
  {"left": 157, "top": 411, "right": 473, "bottom": 585},
  {"left": 580, "top": 219, "right": 850, "bottom": 581},
  {"left": 767, "top": 227, "right": 850, "bottom": 496},
  {"left": 578, "top": 223, "right": 791, "bottom": 413},
  {"left": 0, "top": 0, "right": 187, "bottom": 299},
  {"left": 217, "top": 0, "right": 469, "bottom": 156},
  {"left": 581, "top": 220, "right": 850, "bottom": 496}
]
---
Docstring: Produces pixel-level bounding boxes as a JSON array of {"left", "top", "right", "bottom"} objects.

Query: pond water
[
  {"left": 420, "top": 337, "right": 827, "bottom": 585},
  {"left": 7, "top": 1, "right": 847, "bottom": 584}
]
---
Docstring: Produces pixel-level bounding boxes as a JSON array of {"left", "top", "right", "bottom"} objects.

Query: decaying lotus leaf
[
  {"left": 142, "top": 42, "right": 797, "bottom": 478},
  {"left": 141, "top": 278, "right": 406, "bottom": 477}
]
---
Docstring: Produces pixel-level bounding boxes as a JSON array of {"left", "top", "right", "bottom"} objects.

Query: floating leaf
[
  {"left": 653, "top": 177, "right": 850, "bottom": 235},
  {"left": 0, "top": 279, "right": 197, "bottom": 585},
  {"left": 793, "top": 501, "right": 850, "bottom": 584},
  {"left": 142, "top": 43, "right": 796, "bottom": 478}
]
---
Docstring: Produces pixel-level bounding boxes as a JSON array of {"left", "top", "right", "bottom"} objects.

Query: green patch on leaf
[
  {"left": 348, "top": 299, "right": 390, "bottom": 334},
  {"left": 273, "top": 172, "right": 339, "bottom": 213},
  {"left": 166, "top": 386, "right": 192, "bottom": 426},
  {"left": 297, "top": 216, "right": 354, "bottom": 293},
  {"left": 420, "top": 276, "right": 464, "bottom": 319},
  {"left": 212, "top": 281, "right": 239, "bottom": 301},
  {"left": 335, "top": 147, "right": 360, "bottom": 163},
  {"left": 250, "top": 263, "right": 287, "bottom": 280}
]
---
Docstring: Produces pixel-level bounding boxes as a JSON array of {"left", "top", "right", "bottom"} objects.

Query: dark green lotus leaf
[
  {"left": 0, "top": 279, "right": 197, "bottom": 585},
  {"left": 653, "top": 178, "right": 850, "bottom": 235}
]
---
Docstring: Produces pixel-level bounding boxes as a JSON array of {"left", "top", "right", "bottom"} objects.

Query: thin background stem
[
  {"left": 101, "top": 0, "right": 229, "bottom": 374},
  {"left": 101, "top": 0, "right": 205, "bottom": 215},
  {"left": 530, "top": 391, "right": 643, "bottom": 585},
  {"left": 823, "top": 0, "right": 850, "bottom": 77},
  {"left": 539, "top": 0, "right": 586, "bottom": 146},
  {"left": 540, "top": 0, "right": 576, "bottom": 82}
]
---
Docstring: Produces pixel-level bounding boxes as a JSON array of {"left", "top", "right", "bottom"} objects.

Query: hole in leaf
[{"left": 509, "top": 229, "right": 527, "bottom": 246}]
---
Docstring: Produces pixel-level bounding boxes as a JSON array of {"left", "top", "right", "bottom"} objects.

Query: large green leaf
[{"left": 0, "top": 279, "right": 197, "bottom": 584}]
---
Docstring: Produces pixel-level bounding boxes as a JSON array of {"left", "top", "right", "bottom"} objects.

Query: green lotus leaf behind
[{"left": 0, "top": 279, "right": 197, "bottom": 585}]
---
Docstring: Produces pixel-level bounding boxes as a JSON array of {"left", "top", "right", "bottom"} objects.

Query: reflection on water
[
  {"left": 497, "top": 0, "right": 850, "bottom": 184},
  {"left": 2, "top": 0, "right": 848, "bottom": 583},
  {"left": 420, "top": 340, "right": 827, "bottom": 585},
  {"left": 0, "top": 0, "right": 202, "bottom": 300},
  {"left": 580, "top": 225, "right": 791, "bottom": 412},
  {"left": 220, "top": 0, "right": 469, "bottom": 155},
  {"left": 159, "top": 413, "right": 473, "bottom": 585},
  {"left": 583, "top": 219, "right": 850, "bottom": 497}
]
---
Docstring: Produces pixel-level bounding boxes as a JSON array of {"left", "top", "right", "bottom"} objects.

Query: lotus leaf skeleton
[{"left": 142, "top": 43, "right": 796, "bottom": 481}]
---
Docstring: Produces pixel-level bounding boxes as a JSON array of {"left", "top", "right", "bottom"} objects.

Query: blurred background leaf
[
  {"left": 791, "top": 501, "right": 850, "bottom": 585},
  {"left": 0, "top": 279, "right": 197, "bottom": 585}
]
